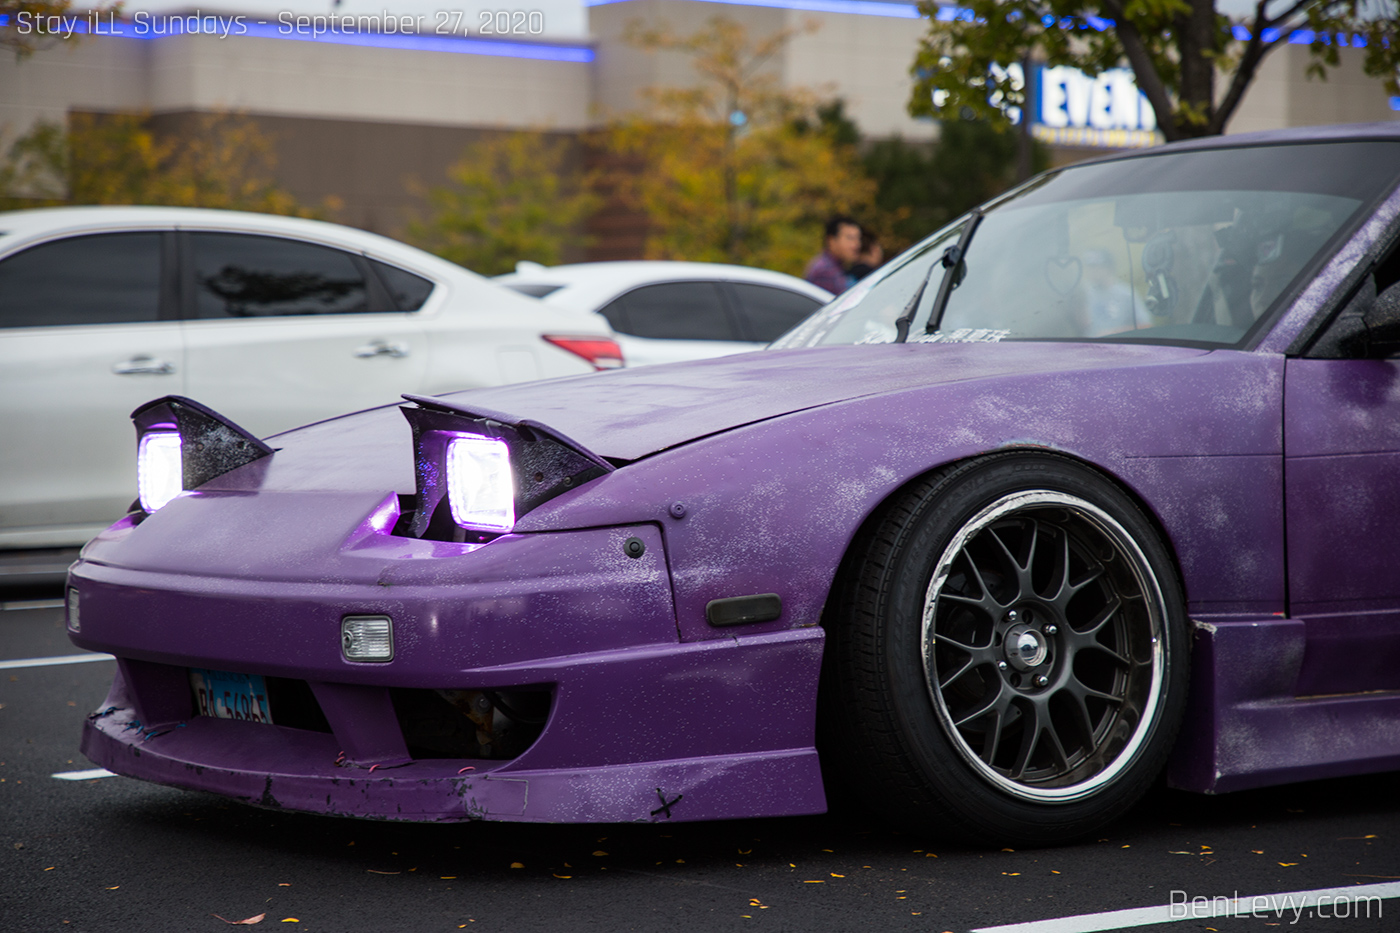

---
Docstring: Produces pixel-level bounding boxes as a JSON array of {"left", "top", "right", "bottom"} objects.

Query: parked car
[
  {"left": 67, "top": 123, "right": 1400, "bottom": 845},
  {"left": 0, "top": 206, "right": 621, "bottom": 551},
  {"left": 494, "top": 261, "right": 833, "bottom": 366}
]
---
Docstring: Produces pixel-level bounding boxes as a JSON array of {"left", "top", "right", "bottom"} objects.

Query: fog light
[
  {"left": 341, "top": 615, "right": 393, "bottom": 662},
  {"left": 138, "top": 431, "right": 183, "bottom": 512},
  {"left": 66, "top": 587, "right": 80, "bottom": 633}
]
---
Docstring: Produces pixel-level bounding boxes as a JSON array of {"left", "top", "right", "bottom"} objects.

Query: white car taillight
[{"left": 542, "top": 335, "right": 624, "bottom": 370}]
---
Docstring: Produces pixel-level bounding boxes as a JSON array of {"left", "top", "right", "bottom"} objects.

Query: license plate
[{"left": 190, "top": 668, "right": 272, "bottom": 723}]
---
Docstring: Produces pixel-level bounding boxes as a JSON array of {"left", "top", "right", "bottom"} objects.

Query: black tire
[{"left": 821, "top": 453, "right": 1189, "bottom": 846}]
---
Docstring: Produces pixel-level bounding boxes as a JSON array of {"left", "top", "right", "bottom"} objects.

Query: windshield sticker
[{"left": 914, "top": 328, "right": 1011, "bottom": 344}]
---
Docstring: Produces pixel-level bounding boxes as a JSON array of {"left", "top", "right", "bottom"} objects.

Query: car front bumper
[{"left": 69, "top": 512, "right": 826, "bottom": 823}]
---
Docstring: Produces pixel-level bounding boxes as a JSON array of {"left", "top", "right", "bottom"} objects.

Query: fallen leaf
[
  {"left": 830, "top": 873, "right": 844, "bottom": 878},
  {"left": 803, "top": 880, "right": 824, "bottom": 884},
  {"left": 1121, "top": 845, "right": 1130, "bottom": 849},
  {"left": 213, "top": 913, "right": 266, "bottom": 926},
  {"left": 1001, "top": 848, "right": 1015, "bottom": 852},
  {"left": 281, "top": 920, "right": 298, "bottom": 924},
  {"left": 1169, "top": 851, "right": 1194, "bottom": 855},
  {"left": 105, "top": 886, "right": 119, "bottom": 890},
  {"left": 277, "top": 883, "right": 290, "bottom": 887},
  {"left": 925, "top": 853, "right": 938, "bottom": 858},
  {"left": 366, "top": 870, "right": 400, "bottom": 875},
  {"left": 1252, "top": 850, "right": 1264, "bottom": 854},
  {"left": 592, "top": 851, "right": 608, "bottom": 857},
  {"left": 1278, "top": 862, "right": 1299, "bottom": 867},
  {"left": 43, "top": 867, "right": 54, "bottom": 871},
  {"left": 440, "top": 876, "right": 457, "bottom": 880},
  {"left": 553, "top": 874, "right": 572, "bottom": 879},
  {"left": 510, "top": 862, "right": 524, "bottom": 869}
]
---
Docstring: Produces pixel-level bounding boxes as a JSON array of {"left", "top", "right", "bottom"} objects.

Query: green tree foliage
[
  {"left": 602, "top": 16, "right": 876, "bottom": 276},
  {"left": 0, "top": 111, "right": 328, "bottom": 216},
  {"left": 910, "top": 0, "right": 1400, "bottom": 140},
  {"left": 406, "top": 131, "right": 598, "bottom": 276},
  {"left": 794, "top": 98, "right": 1049, "bottom": 255}
]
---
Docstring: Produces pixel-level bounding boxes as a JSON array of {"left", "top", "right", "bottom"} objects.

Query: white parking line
[
  {"left": 1, "top": 598, "right": 66, "bottom": 611},
  {"left": 52, "top": 768, "right": 117, "bottom": 781},
  {"left": 0, "top": 653, "right": 114, "bottom": 670},
  {"left": 972, "top": 880, "right": 1400, "bottom": 933}
]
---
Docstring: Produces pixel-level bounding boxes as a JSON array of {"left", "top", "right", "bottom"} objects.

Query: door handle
[
  {"left": 354, "top": 340, "right": 410, "bottom": 359},
  {"left": 113, "top": 355, "right": 176, "bottom": 375}
]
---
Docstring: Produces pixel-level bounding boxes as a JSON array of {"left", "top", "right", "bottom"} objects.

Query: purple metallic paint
[{"left": 70, "top": 126, "right": 1400, "bottom": 820}]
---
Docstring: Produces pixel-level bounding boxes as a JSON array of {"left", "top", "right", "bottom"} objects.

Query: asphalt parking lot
[{"left": 3, "top": 590, "right": 1398, "bottom": 933}]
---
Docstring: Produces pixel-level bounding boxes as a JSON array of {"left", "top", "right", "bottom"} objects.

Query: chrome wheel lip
[{"left": 920, "top": 489, "right": 1167, "bottom": 804}]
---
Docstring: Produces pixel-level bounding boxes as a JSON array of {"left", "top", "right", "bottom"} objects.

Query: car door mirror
[
  {"left": 1311, "top": 277, "right": 1400, "bottom": 359},
  {"left": 1362, "top": 279, "right": 1400, "bottom": 356}
]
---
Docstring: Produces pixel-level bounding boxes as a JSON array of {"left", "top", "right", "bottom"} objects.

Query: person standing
[
  {"left": 805, "top": 215, "right": 862, "bottom": 294},
  {"left": 848, "top": 227, "right": 884, "bottom": 281}
]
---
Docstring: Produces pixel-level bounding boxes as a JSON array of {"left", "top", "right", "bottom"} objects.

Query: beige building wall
[
  {"left": 1, "top": 29, "right": 594, "bottom": 141},
  {"left": 1226, "top": 42, "right": 1399, "bottom": 135},
  {"left": 590, "top": 0, "right": 935, "bottom": 139}
]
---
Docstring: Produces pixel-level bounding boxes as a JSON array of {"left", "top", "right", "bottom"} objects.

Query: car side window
[
  {"left": 190, "top": 233, "right": 370, "bottom": 318},
  {"left": 605, "top": 282, "right": 738, "bottom": 340},
  {"left": 369, "top": 259, "right": 435, "bottom": 311},
  {"left": 726, "top": 283, "right": 824, "bottom": 342},
  {"left": 0, "top": 233, "right": 163, "bottom": 328}
]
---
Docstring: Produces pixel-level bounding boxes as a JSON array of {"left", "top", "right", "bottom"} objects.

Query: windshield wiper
[{"left": 893, "top": 209, "right": 983, "bottom": 344}]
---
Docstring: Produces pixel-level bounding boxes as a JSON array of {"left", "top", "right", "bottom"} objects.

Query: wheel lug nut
[
  {"left": 1043, "top": 624, "right": 1057, "bottom": 636},
  {"left": 997, "top": 661, "right": 1009, "bottom": 671},
  {"left": 1005, "top": 610, "right": 1018, "bottom": 623},
  {"left": 1034, "top": 675, "right": 1049, "bottom": 688}
]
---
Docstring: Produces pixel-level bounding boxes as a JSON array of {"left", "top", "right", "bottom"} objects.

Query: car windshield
[{"left": 776, "top": 141, "right": 1400, "bottom": 350}]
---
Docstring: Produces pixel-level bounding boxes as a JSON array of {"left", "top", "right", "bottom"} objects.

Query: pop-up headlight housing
[
  {"left": 400, "top": 395, "right": 615, "bottom": 541},
  {"left": 130, "top": 396, "right": 275, "bottom": 514}
]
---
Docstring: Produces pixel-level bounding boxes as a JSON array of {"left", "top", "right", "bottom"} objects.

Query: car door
[
  {"left": 0, "top": 230, "right": 183, "bottom": 548},
  {"left": 179, "top": 231, "right": 426, "bottom": 438},
  {"left": 596, "top": 281, "right": 753, "bottom": 366},
  {"left": 1283, "top": 245, "right": 1400, "bottom": 696}
]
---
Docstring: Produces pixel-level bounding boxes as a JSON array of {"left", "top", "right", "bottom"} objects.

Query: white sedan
[
  {"left": 494, "top": 261, "right": 833, "bottom": 367},
  {"left": 0, "top": 206, "right": 623, "bottom": 551}
]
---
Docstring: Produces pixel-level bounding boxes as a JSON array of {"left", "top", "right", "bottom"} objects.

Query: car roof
[
  {"left": 494, "top": 260, "right": 834, "bottom": 311},
  {"left": 1077, "top": 119, "right": 1400, "bottom": 169},
  {"left": 0, "top": 205, "right": 474, "bottom": 282}
]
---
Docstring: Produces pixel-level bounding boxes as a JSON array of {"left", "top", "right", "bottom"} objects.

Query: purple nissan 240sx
[{"left": 66, "top": 123, "right": 1400, "bottom": 846}]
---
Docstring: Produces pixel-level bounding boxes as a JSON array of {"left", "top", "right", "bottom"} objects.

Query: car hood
[{"left": 437, "top": 342, "right": 1210, "bottom": 462}]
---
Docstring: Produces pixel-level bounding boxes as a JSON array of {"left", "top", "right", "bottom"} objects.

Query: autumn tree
[
  {"left": 603, "top": 16, "right": 876, "bottom": 276},
  {"left": 0, "top": 111, "right": 328, "bottom": 216},
  {"left": 405, "top": 131, "right": 597, "bottom": 276},
  {"left": 911, "top": 0, "right": 1400, "bottom": 140}
]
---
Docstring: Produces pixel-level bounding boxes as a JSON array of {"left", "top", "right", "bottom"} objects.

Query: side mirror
[
  {"left": 1313, "top": 277, "right": 1400, "bottom": 359},
  {"left": 1362, "top": 280, "right": 1400, "bottom": 355}
]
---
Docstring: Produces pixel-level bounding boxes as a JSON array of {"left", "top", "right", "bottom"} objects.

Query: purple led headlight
[
  {"left": 137, "top": 431, "right": 183, "bottom": 512},
  {"left": 130, "top": 396, "right": 275, "bottom": 515},
  {"left": 446, "top": 434, "right": 516, "bottom": 532}
]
